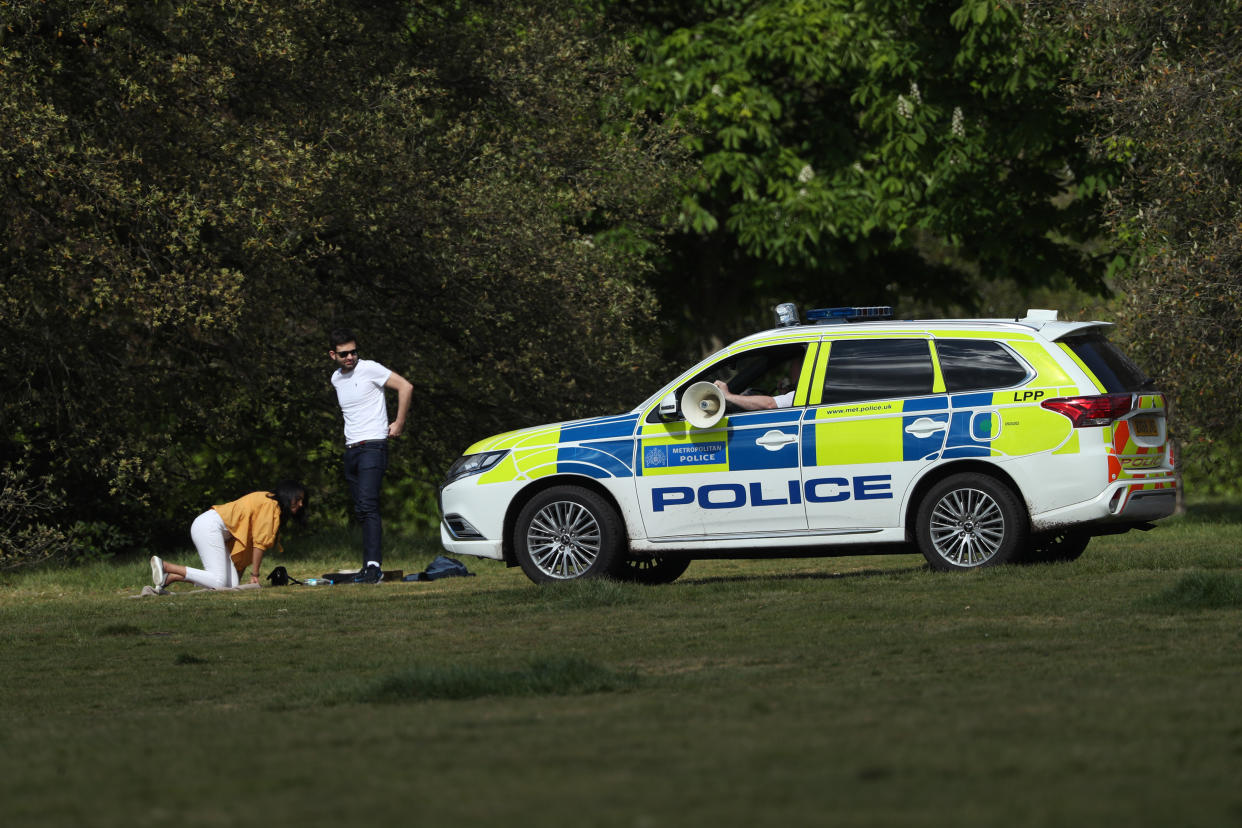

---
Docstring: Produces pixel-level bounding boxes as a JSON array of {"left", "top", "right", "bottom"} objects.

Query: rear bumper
[
  {"left": 1114, "top": 488, "right": 1178, "bottom": 522},
  {"left": 1030, "top": 476, "right": 1178, "bottom": 532}
]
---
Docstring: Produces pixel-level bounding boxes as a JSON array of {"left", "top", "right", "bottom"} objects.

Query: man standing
[{"left": 328, "top": 329, "right": 414, "bottom": 583}]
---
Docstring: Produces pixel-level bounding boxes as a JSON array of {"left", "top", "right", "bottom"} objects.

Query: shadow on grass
[
  {"left": 1180, "top": 500, "right": 1242, "bottom": 526},
  {"left": 97, "top": 623, "right": 142, "bottom": 636},
  {"left": 349, "top": 655, "right": 640, "bottom": 703},
  {"left": 1141, "top": 570, "right": 1242, "bottom": 611},
  {"left": 681, "top": 564, "right": 928, "bottom": 587},
  {"left": 445, "top": 578, "right": 644, "bottom": 614}
]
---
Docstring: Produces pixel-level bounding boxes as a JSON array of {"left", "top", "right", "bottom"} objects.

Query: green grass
[{"left": 3, "top": 505, "right": 1242, "bottom": 827}]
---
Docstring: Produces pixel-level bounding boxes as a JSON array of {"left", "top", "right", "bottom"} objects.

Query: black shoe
[{"left": 353, "top": 565, "right": 383, "bottom": 584}]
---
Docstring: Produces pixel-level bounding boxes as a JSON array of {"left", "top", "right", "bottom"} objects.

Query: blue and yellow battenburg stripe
[
  {"left": 557, "top": 415, "right": 641, "bottom": 478},
  {"left": 463, "top": 324, "right": 1095, "bottom": 483},
  {"left": 803, "top": 398, "right": 941, "bottom": 466},
  {"left": 799, "top": 389, "right": 1078, "bottom": 467},
  {"left": 641, "top": 409, "right": 803, "bottom": 476},
  {"left": 466, "top": 382, "right": 1088, "bottom": 484},
  {"left": 470, "top": 414, "right": 642, "bottom": 483}
]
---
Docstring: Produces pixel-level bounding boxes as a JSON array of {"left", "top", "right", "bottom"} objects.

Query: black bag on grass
[{"left": 266, "top": 566, "right": 301, "bottom": 586}]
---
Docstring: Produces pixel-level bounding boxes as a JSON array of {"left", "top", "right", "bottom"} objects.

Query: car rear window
[
  {"left": 1061, "top": 331, "right": 1152, "bottom": 392},
  {"left": 935, "top": 340, "right": 1030, "bottom": 392},
  {"left": 822, "top": 339, "right": 934, "bottom": 404}
]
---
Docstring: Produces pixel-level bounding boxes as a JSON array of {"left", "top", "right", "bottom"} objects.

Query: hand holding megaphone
[{"left": 682, "top": 381, "right": 726, "bottom": 429}]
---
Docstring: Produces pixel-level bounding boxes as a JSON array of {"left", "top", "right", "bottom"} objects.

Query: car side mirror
[{"left": 658, "top": 391, "right": 679, "bottom": 421}]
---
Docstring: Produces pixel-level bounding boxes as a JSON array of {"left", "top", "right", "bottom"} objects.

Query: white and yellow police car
[{"left": 439, "top": 305, "right": 1178, "bottom": 584}]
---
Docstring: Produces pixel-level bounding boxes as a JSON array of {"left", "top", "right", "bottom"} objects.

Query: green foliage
[
  {"left": 0, "top": 461, "right": 73, "bottom": 570},
  {"left": 1177, "top": 425, "right": 1242, "bottom": 496},
  {"left": 63, "top": 520, "right": 133, "bottom": 564},
  {"left": 0, "top": 1, "right": 689, "bottom": 553},
  {"left": 0, "top": 452, "right": 127, "bottom": 569},
  {"left": 624, "top": 0, "right": 1117, "bottom": 351},
  {"left": 1042, "top": 0, "right": 1242, "bottom": 439}
]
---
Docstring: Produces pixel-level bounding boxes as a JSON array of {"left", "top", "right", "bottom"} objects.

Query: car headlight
[{"left": 443, "top": 450, "right": 509, "bottom": 485}]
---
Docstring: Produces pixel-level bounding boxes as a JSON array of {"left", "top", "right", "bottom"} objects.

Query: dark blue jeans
[{"left": 344, "top": 440, "right": 388, "bottom": 567}]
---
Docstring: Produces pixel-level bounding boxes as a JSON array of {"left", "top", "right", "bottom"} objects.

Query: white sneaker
[{"left": 150, "top": 556, "right": 166, "bottom": 588}]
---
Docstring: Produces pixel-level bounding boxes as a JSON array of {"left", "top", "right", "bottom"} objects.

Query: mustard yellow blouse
[{"left": 212, "top": 491, "right": 282, "bottom": 573}]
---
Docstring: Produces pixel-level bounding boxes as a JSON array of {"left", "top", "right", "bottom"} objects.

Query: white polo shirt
[{"left": 331, "top": 359, "right": 392, "bottom": 445}]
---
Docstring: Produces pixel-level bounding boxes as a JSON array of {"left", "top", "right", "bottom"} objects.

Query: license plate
[{"left": 1132, "top": 416, "right": 1159, "bottom": 437}]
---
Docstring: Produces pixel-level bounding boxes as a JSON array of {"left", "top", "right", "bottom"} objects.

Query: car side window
[
  {"left": 821, "top": 339, "right": 934, "bottom": 405},
  {"left": 647, "top": 343, "right": 809, "bottom": 423},
  {"left": 710, "top": 343, "right": 807, "bottom": 401},
  {"left": 1061, "top": 331, "right": 1151, "bottom": 392},
  {"left": 935, "top": 339, "right": 1030, "bottom": 392}
]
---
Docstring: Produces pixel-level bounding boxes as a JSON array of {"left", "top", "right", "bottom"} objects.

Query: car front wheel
[
  {"left": 916, "top": 473, "right": 1027, "bottom": 571},
  {"left": 513, "top": 485, "right": 624, "bottom": 583}
]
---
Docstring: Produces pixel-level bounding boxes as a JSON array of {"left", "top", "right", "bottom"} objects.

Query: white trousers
[{"left": 186, "top": 509, "right": 240, "bottom": 590}]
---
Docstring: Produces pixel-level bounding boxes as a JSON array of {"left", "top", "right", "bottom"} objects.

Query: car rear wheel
[
  {"left": 614, "top": 553, "right": 691, "bottom": 585},
  {"left": 916, "top": 473, "right": 1027, "bottom": 571},
  {"left": 513, "top": 485, "right": 624, "bottom": 583}
]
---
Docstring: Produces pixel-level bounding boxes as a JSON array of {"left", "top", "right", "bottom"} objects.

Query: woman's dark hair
[{"left": 269, "top": 480, "right": 308, "bottom": 528}]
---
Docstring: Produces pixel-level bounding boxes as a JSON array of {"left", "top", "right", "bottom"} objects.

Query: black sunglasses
[{"left": 334, "top": 348, "right": 358, "bottom": 358}]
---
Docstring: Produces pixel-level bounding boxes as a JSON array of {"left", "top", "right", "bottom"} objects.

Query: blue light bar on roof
[{"left": 806, "top": 305, "right": 894, "bottom": 324}]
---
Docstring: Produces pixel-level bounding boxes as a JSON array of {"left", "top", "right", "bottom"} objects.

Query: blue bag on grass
[{"left": 404, "top": 555, "right": 474, "bottom": 581}]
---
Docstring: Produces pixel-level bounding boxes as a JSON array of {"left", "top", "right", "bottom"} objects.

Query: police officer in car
[
  {"left": 714, "top": 381, "right": 794, "bottom": 411},
  {"left": 714, "top": 354, "right": 802, "bottom": 411}
]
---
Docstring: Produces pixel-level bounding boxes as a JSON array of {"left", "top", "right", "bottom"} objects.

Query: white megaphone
[{"left": 682, "top": 381, "right": 726, "bottom": 429}]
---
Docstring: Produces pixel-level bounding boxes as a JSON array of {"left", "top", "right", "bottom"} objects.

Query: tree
[
  {"left": 1038, "top": 0, "right": 1242, "bottom": 464},
  {"left": 621, "top": 0, "right": 1118, "bottom": 353},
  {"left": 0, "top": 0, "right": 688, "bottom": 559}
]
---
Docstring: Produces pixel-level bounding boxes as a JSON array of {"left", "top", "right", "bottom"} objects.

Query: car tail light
[{"left": 1041, "top": 393, "right": 1134, "bottom": 427}]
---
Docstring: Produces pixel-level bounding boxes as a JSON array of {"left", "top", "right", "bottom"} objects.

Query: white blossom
[{"left": 797, "top": 164, "right": 815, "bottom": 183}]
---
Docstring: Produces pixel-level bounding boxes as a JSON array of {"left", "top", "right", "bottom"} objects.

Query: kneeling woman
[{"left": 150, "top": 482, "right": 307, "bottom": 590}]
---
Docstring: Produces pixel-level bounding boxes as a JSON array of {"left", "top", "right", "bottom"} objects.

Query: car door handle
[
  {"left": 757, "top": 430, "right": 798, "bottom": 450},
  {"left": 904, "top": 417, "right": 948, "bottom": 439}
]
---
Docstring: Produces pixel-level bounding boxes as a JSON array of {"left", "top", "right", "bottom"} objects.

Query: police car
[{"left": 439, "top": 305, "right": 1178, "bottom": 584}]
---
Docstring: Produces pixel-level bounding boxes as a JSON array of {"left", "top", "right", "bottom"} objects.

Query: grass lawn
[{"left": 2, "top": 501, "right": 1241, "bottom": 827}]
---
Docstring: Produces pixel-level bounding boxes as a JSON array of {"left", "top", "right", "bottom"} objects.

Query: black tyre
[
  {"left": 513, "top": 485, "right": 624, "bottom": 583},
  {"left": 916, "top": 473, "right": 1027, "bottom": 571},
  {"left": 614, "top": 553, "right": 691, "bottom": 585},
  {"left": 1023, "top": 529, "right": 1091, "bottom": 564}
]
